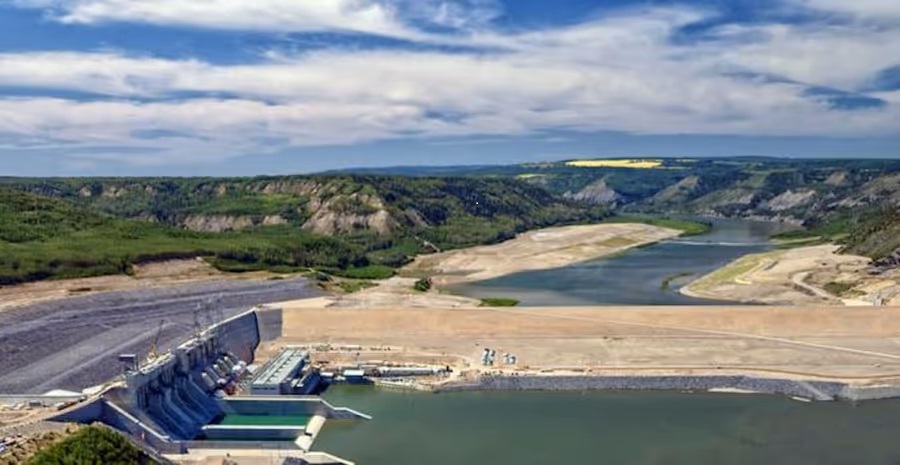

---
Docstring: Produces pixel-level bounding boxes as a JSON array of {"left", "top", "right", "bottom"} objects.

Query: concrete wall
[
  {"left": 220, "top": 397, "right": 371, "bottom": 420},
  {"left": 50, "top": 396, "right": 184, "bottom": 454},
  {"left": 256, "top": 305, "right": 284, "bottom": 343},
  {"left": 0, "top": 394, "right": 85, "bottom": 407},
  {"left": 117, "top": 308, "right": 266, "bottom": 440},
  {"left": 221, "top": 397, "right": 330, "bottom": 417},
  {"left": 51, "top": 308, "right": 269, "bottom": 447},
  {"left": 839, "top": 384, "right": 900, "bottom": 401},
  {"left": 202, "top": 425, "right": 306, "bottom": 441}
]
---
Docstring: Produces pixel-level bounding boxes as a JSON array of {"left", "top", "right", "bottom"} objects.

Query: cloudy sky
[{"left": 1, "top": 0, "right": 899, "bottom": 175}]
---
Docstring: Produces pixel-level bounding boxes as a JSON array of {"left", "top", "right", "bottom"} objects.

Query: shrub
[
  {"left": 28, "top": 426, "right": 156, "bottom": 465},
  {"left": 414, "top": 277, "right": 433, "bottom": 292},
  {"left": 479, "top": 298, "right": 521, "bottom": 307}
]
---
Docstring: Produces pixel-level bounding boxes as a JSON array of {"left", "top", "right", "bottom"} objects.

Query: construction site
[
  {"left": 272, "top": 302, "right": 900, "bottom": 398},
  {"left": 2, "top": 306, "right": 371, "bottom": 465},
  {"left": 3, "top": 224, "right": 900, "bottom": 463},
  {"left": 8, "top": 296, "right": 900, "bottom": 463}
]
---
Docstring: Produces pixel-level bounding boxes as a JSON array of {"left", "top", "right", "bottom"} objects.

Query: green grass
[
  {"left": 327, "top": 264, "right": 395, "bottom": 280},
  {"left": 602, "top": 215, "right": 711, "bottom": 236},
  {"left": 479, "top": 298, "right": 521, "bottom": 307},
  {"left": 334, "top": 280, "right": 378, "bottom": 293},
  {"left": 689, "top": 253, "right": 765, "bottom": 291}
]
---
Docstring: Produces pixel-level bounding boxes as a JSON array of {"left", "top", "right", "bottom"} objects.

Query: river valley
[{"left": 451, "top": 219, "right": 794, "bottom": 306}]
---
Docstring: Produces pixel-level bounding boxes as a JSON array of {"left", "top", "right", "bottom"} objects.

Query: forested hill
[
  {"left": 0, "top": 176, "right": 607, "bottom": 284},
  {"left": 330, "top": 157, "right": 900, "bottom": 260},
  {"left": 2, "top": 157, "right": 899, "bottom": 286}
]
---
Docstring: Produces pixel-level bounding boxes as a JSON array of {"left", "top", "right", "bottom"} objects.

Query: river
[
  {"left": 451, "top": 218, "right": 794, "bottom": 306},
  {"left": 318, "top": 387, "right": 900, "bottom": 465}
]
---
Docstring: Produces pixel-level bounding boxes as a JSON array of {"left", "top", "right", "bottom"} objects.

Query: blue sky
[{"left": 0, "top": 0, "right": 899, "bottom": 176}]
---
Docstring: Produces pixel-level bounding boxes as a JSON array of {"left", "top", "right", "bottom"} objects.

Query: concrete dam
[{"left": 51, "top": 306, "right": 368, "bottom": 462}]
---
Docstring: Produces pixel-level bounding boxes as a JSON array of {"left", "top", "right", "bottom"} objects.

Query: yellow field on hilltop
[{"left": 565, "top": 159, "right": 664, "bottom": 169}]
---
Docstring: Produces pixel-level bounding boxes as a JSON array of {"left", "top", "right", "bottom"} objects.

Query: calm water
[
  {"left": 451, "top": 218, "right": 794, "bottom": 306},
  {"left": 318, "top": 387, "right": 900, "bottom": 465}
]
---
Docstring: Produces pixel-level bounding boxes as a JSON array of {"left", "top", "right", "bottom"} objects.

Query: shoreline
[
  {"left": 679, "top": 244, "right": 898, "bottom": 306},
  {"left": 407, "top": 223, "right": 681, "bottom": 286},
  {"left": 285, "top": 222, "right": 683, "bottom": 309},
  {"left": 418, "top": 373, "right": 900, "bottom": 402}
]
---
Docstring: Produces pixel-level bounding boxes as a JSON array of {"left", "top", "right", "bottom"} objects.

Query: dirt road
[{"left": 0, "top": 259, "right": 280, "bottom": 312}]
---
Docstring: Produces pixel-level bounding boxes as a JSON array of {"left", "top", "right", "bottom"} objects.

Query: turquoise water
[
  {"left": 451, "top": 218, "right": 793, "bottom": 306},
  {"left": 318, "top": 386, "right": 900, "bottom": 465},
  {"left": 215, "top": 414, "right": 310, "bottom": 426}
]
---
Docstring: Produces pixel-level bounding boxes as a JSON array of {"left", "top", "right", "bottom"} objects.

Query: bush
[
  {"left": 414, "top": 277, "right": 433, "bottom": 292},
  {"left": 28, "top": 426, "right": 156, "bottom": 465},
  {"left": 479, "top": 298, "right": 521, "bottom": 307}
]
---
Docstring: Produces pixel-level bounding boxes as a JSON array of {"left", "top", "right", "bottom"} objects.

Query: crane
[{"left": 147, "top": 319, "right": 165, "bottom": 362}]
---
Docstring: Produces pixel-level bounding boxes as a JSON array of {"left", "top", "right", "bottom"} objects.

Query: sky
[{"left": 1, "top": 0, "right": 899, "bottom": 176}]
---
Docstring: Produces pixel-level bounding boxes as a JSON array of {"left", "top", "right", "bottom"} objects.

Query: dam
[{"left": 49, "top": 306, "right": 369, "bottom": 464}]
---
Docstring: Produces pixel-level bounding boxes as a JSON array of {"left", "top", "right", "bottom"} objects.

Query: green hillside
[
  {"left": 330, "top": 157, "right": 900, "bottom": 260},
  {"left": 1, "top": 157, "right": 898, "bottom": 286},
  {"left": 0, "top": 177, "right": 607, "bottom": 285},
  {"left": 842, "top": 208, "right": 900, "bottom": 260}
]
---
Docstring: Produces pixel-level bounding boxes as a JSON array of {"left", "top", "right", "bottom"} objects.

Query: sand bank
[
  {"left": 681, "top": 245, "right": 900, "bottom": 306},
  {"left": 282, "top": 223, "right": 680, "bottom": 309},
  {"left": 406, "top": 223, "right": 679, "bottom": 285}
]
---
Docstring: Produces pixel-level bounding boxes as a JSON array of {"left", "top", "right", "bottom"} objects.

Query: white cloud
[
  {"left": 708, "top": 23, "right": 900, "bottom": 91},
  {"left": 792, "top": 0, "right": 900, "bottom": 19},
  {"left": 0, "top": 1, "right": 899, "bottom": 165},
  {"left": 9, "top": 0, "right": 498, "bottom": 40}
]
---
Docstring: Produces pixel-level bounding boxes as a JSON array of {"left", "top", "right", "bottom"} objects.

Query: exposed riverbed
[
  {"left": 318, "top": 386, "right": 900, "bottom": 465},
  {"left": 451, "top": 218, "right": 794, "bottom": 306}
]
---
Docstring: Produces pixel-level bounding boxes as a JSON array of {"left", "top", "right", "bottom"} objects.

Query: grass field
[{"left": 689, "top": 254, "right": 764, "bottom": 291}]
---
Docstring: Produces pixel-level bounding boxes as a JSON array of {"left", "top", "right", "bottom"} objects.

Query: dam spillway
[{"left": 50, "top": 306, "right": 369, "bottom": 462}]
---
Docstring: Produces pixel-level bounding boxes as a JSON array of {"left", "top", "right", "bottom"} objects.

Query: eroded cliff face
[
  {"left": 647, "top": 175, "right": 700, "bottom": 205},
  {"left": 301, "top": 192, "right": 396, "bottom": 236},
  {"left": 65, "top": 178, "right": 403, "bottom": 235},
  {"left": 179, "top": 214, "right": 290, "bottom": 232},
  {"left": 564, "top": 180, "right": 621, "bottom": 205},
  {"left": 763, "top": 190, "right": 817, "bottom": 212},
  {"left": 182, "top": 215, "right": 255, "bottom": 233}
]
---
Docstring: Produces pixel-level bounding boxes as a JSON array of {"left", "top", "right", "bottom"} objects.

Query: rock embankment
[{"left": 438, "top": 375, "right": 862, "bottom": 402}]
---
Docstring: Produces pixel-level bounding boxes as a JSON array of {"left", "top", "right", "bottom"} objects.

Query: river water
[
  {"left": 451, "top": 218, "right": 794, "bottom": 306},
  {"left": 318, "top": 387, "right": 900, "bottom": 465}
]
